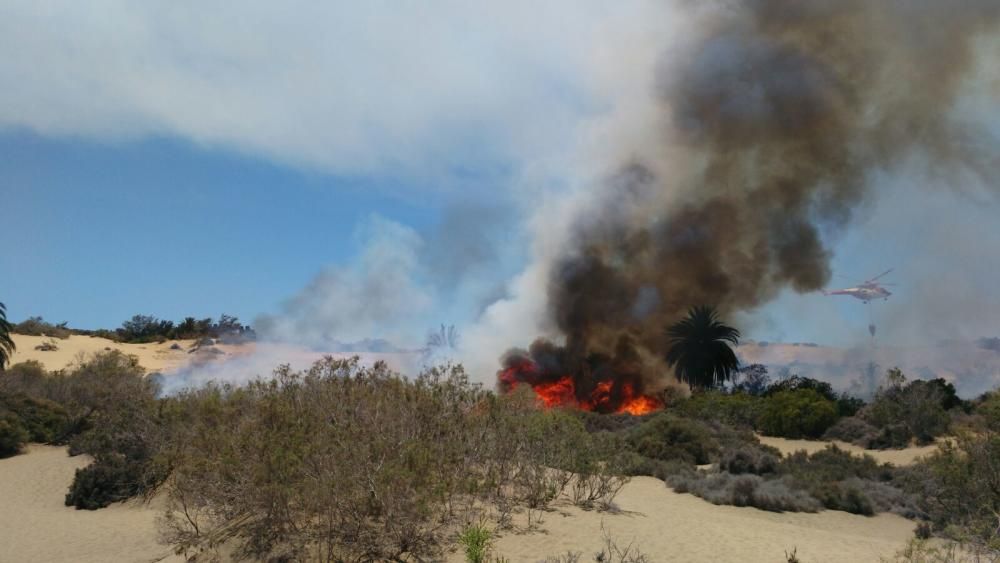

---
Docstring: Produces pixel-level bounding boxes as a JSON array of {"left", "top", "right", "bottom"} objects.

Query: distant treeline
[{"left": 13, "top": 314, "right": 255, "bottom": 344}]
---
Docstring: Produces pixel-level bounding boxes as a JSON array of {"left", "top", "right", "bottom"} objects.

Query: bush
[
  {"left": 823, "top": 416, "right": 880, "bottom": 447},
  {"left": 34, "top": 339, "right": 59, "bottom": 351},
  {"left": 861, "top": 371, "right": 952, "bottom": 447},
  {"left": 758, "top": 389, "right": 839, "bottom": 439},
  {"left": 627, "top": 413, "right": 719, "bottom": 464},
  {"left": 778, "top": 445, "right": 901, "bottom": 515},
  {"left": 157, "top": 358, "right": 633, "bottom": 560},
  {"left": 65, "top": 455, "right": 147, "bottom": 509},
  {"left": 0, "top": 392, "right": 71, "bottom": 443},
  {"left": 667, "top": 472, "right": 822, "bottom": 513},
  {"left": 457, "top": 522, "right": 493, "bottom": 563},
  {"left": 13, "top": 317, "right": 72, "bottom": 339},
  {"left": 765, "top": 376, "right": 837, "bottom": 401},
  {"left": 836, "top": 394, "right": 866, "bottom": 417},
  {"left": 0, "top": 412, "right": 29, "bottom": 457},
  {"left": 675, "top": 391, "right": 763, "bottom": 429},
  {"left": 975, "top": 392, "right": 1000, "bottom": 431},
  {"left": 56, "top": 351, "right": 170, "bottom": 509},
  {"left": 621, "top": 453, "right": 694, "bottom": 481},
  {"left": 719, "top": 444, "right": 780, "bottom": 475},
  {"left": 901, "top": 432, "right": 1000, "bottom": 557}
]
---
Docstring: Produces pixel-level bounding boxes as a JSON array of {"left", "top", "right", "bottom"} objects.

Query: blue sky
[
  {"left": 1, "top": 1, "right": 997, "bottom": 355},
  {"left": 1, "top": 131, "right": 437, "bottom": 328}
]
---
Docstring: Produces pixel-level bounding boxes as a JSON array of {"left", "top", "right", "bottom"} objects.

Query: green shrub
[
  {"left": 0, "top": 412, "right": 29, "bottom": 457},
  {"left": 675, "top": 391, "right": 763, "bottom": 429},
  {"left": 621, "top": 452, "right": 694, "bottom": 480},
  {"left": 627, "top": 413, "right": 719, "bottom": 464},
  {"left": 458, "top": 522, "right": 493, "bottom": 563},
  {"left": 975, "top": 392, "right": 1000, "bottom": 431},
  {"left": 861, "top": 371, "right": 951, "bottom": 447},
  {"left": 758, "top": 389, "right": 838, "bottom": 439},
  {"left": 0, "top": 392, "right": 71, "bottom": 443},
  {"left": 778, "top": 445, "right": 900, "bottom": 515},
  {"left": 13, "top": 317, "right": 72, "bottom": 339},
  {"left": 765, "top": 376, "right": 837, "bottom": 401},
  {"left": 836, "top": 394, "right": 865, "bottom": 417},
  {"left": 901, "top": 432, "right": 1000, "bottom": 556},
  {"left": 65, "top": 455, "right": 146, "bottom": 509}
]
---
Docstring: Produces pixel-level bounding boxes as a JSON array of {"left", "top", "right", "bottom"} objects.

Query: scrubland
[{"left": 0, "top": 350, "right": 997, "bottom": 562}]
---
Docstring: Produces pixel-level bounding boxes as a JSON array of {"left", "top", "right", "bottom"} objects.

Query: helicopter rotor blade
[{"left": 867, "top": 268, "right": 894, "bottom": 283}]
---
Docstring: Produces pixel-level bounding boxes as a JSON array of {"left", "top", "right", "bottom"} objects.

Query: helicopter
[{"left": 822, "top": 269, "right": 896, "bottom": 304}]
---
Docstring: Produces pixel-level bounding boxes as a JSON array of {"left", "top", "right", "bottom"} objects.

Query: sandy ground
[
  {"left": 8, "top": 334, "right": 253, "bottom": 373},
  {"left": 0, "top": 445, "right": 183, "bottom": 563},
  {"left": 448, "top": 476, "right": 916, "bottom": 563},
  {"left": 0, "top": 448, "right": 921, "bottom": 563},
  {"left": 758, "top": 435, "right": 939, "bottom": 465}
]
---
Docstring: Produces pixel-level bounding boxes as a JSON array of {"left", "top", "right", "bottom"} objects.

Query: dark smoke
[{"left": 504, "top": 1, "right": 1000, "bottom": 394}]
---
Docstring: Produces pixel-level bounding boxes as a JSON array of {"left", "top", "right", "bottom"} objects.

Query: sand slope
[
  {"left": 0, "top": 448, "right": 918, "bottom": 563},
  {"left": 7, "top": 334, "right": 250, "bottom": 373},
  {"left": 759, "top": 435, "right": 939, "bottom": 466},
  {"left": 458, "top": 477, "right": 915, "bottom": 563},
  {"left": 0, "top": 445, "right": 182, "bottom": 563}
]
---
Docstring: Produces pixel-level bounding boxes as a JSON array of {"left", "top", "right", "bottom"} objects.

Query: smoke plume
[{"left": 493, "top": 1, "right": 1000, "bottom": 395}]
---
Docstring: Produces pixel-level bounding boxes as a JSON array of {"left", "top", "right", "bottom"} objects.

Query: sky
[{"left": 2, "top": 1, "right": 999, "bottom": 360}]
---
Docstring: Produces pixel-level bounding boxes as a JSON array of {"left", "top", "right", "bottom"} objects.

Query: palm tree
[
  {"left": 0, "top": 302, "right": 15, "bottom": 371},
  {"left": 665, "top": 305, "right": 740, "bottom": 391}
]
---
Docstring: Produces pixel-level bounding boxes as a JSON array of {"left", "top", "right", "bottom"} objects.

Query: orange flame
[
  {"left": 618, "top": 395, "right": 661, "bottom": 415},
  {"left": 533, "top": 376, "right": 576, "bottom": 408},
  {"left": 500, "top": 361, "right": 662, "bottom": 415}
]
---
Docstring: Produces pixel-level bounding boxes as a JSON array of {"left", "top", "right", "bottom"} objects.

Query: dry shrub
[
  {"left": 668, "top": 471, "right": 822, "bottom": 513},
  {"left": 160, "top": 358, "right": 630, "bottom": 561},
  {"left": 901, "top": 431, "right": 1000, "bottom": 559},
  {"left": 34, "top": 339, "right": 59, "bottom": 351},
  {"left": 719, "top": 444, "right": 780, "bottom": 475},
  {"left": 823, "top": 416, "right": 880, "bottom": 447}
]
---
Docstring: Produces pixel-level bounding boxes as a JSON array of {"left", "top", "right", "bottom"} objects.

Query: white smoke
[{"left": 256, "top": 215, "right": 432, "bottom": 348}]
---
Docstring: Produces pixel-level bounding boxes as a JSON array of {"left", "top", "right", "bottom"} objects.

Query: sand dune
[
  {"left": 450, "top": 477, "right": 916, "bottom": 563},
  {"left": 7, "top": 334, "right": 251, "bottom": 373},
  {"left": 759, "top": 435, "right": 939, "bottom": 466},
  {"left": 0, "top": 447, "right": 920, "bottom": 562},
  {"left": 0, "top": 445, "right": 182, "bottom": 563}
]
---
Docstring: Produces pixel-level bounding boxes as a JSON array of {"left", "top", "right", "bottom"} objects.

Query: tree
[
  {"left": 665, "top": 305, "right": 740, "bottom": 390},
  {"left": 0, "top": 302, "right": 15, "bottom": 371}
]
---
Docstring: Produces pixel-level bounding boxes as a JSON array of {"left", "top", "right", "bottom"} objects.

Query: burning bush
[{"left": 497, "top": 339, "right": 663, "bottom": 416}]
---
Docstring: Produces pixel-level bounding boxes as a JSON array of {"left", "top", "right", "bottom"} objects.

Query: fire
[
  {"left": 533, "top": 376, "right": 576, "bottom": 408},
  {"left": 498, "top": 359, "right": 662, "bottom": 415},
  {"left": 619, "top": 395, "right": 661, "bottom": 415}
]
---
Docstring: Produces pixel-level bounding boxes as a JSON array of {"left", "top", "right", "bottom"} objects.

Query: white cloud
[{"left": 0, "top": 1, "right": 665, "bottom": 184}]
